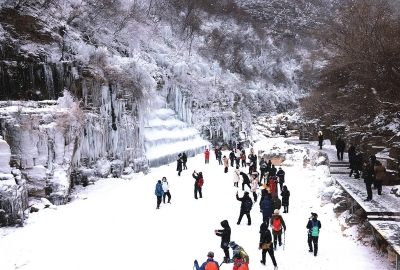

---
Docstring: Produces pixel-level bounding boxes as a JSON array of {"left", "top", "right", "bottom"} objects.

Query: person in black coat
[
  {"left": 307, "top": 213, "right": 321, "bottom": 256},
  {"left": 236, "top": 191, "right": 252, "bottom": 225},
  {"left": 269, "top": 165, "right": 277, "bottom": 177},
  {"left": 280, "top": 185, "right": 290, "bottom": 213},
  {"left": 318, "top": 131, "right": 323, "bottom": 149},
  {"left": 348, "top": 143, "right": 356, "bottom": 169},
  {"left": 229, "top": 150, "right": 235, "bottom": 167},
  {"left": 276, "top": 167, "right": 285, "bottom": 192},
  {"left": 350, "top": 152, "right": 362, "bottom": 178},
  {"left": 240, "top": 171, "right": 251, "bottom": 191},
  {"left": 335, "top": 137, "right": 346, "bottom": 161},
  {"left": 217, "top": 149, "right": 223, "bottom": 165},
  {"left": 259, "top": 223, "right": 277, "bottom": 267},
  {"left": 192, "top": 171, "right": 203, "bottom": 199},
  {"left": 362, "top": 161, "right": 375, "bottom": 201},
  {"left": 215, "top": 220, "right": 231, "bottom": 262},
  {"left": 182, "top": 152, "right": 188, "bottom": 170},
  {"left": 177, "top": 155, "right": 183, "bottom": 176}
]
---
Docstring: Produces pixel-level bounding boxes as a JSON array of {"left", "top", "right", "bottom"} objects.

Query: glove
[{"left": 194, "top": 260, "right": 198, "bottom": 265}]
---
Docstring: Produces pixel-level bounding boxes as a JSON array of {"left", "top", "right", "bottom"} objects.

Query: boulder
[
  {"left": 21, "top": 165, "right": 47, "bottom": 198},
  {"left": 321, "top": 186, "right": 336, "bottom": 202},
  {"left": 333, "top": 200, "right": 348, "bottom": 213},
  {"left": 331, "top": 188, "right": 347, "bottom": 204}
]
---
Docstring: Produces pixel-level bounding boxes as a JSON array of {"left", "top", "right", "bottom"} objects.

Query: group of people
[
  {"left": 154, "top": 144, "right": 323, "bottom": 269},
  {"left": 348, "top": 143, "right": 387, "bottom": 201},
  {"left": 191, "top": 146, "right": 322, "bottom": 270},
  {"left": 348, "top": 143, "right": 386, "bottom": 201},
  {"left": 324, "top": 133, "right": 387, "bottom": 202}
]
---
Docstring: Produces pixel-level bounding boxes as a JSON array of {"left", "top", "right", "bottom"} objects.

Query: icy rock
[
  {"left": 21, "top": 165, "right": 47, "bottom": 198},
  {"left": 0, "top": 139, "right": 11, "bottom": 174},
  {"left": 48, "top": 168, "right": 70, "bottom": 205},
  {"left": 41, "top": 198, "right": 52, "bottom": 207},
  {"left": 333, "top": 200, "right": 348, "bottom": 214},
  {"left": 110, "top": 160, "right": 124, "bottom": 178},
  {"left": 0, "top": 178, "right": 28, "bottom": 226},
  {"left": 331, "top": 188, "right": 347, "bottom": 204},
  {"left": 96, "top": 159, "right": 111, "bottom": 178},
  {"left": 323, "top": 177, "right": 334, "bottom": 187},
  {"left": 321, "top": 186, "right": 336, "bottom": 202}
]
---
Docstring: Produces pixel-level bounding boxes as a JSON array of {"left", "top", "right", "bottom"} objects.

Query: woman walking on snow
[
  {"left": 251, "top": 173, "right": 259, "bottom": 202},
  {"left": 233, "top": 165, "right": 240, "bottom": 187},
  {"left": 155, "top": 180, "right": 164, "bottom": 209},
  {"left": 223, "top": 155, "right": 229, "bottom": 173}
]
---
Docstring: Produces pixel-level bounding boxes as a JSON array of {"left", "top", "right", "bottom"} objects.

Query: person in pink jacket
[{"left": 251, "top": 173, "right": 259, "bottom": 202}]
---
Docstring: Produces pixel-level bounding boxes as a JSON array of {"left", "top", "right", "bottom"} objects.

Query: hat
[
  {"left": 158, "top": 180, "right": 161, "bottom": 183},
  {"left": 207, "top": 251, "right": 214, "bottom": 257},
  {"left": 232, "top": 252, "right": 241, "bottom": 259},
  {"left": 274, "top": 209, "right": 279, "bottom": 214},
  {"left": 311, "top": 212, "right": 318, "bottom": 218},
  {"left": 260, "top": 223, "right": 268, "bottom": 231},
  {"left": 244, "top": 191, "right": 249, "bottom": 194}
]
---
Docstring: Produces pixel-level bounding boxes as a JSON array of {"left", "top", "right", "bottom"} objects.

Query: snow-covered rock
[{"left": 321, "top": 186, "right": 336, "bottom": 202}]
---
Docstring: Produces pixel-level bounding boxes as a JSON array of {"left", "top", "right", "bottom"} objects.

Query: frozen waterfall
[{"left": 145, "top": 109, "right": 210, "bottom": 167}]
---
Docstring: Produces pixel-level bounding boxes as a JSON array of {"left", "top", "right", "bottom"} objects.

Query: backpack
[
  {"left": 311, "top": 220, "right": 319, "bottom": 236},
  {"left": 244, "top": 198, "right": 253, "bottom": 212},
  {"left": 239, "top": 247, "right": 249, "bottom": 264},
  {"left": 205, "top": 261, "right": 218, "bottom": 270},
  {"left": 272, "top": 217, "right": 281, "bottom": 232},
  {"left": 234, "top": 259, "right": 249, "bottom": 270},
  {"left": 198, "top": 178, "right": 204, "bottom": 187}
]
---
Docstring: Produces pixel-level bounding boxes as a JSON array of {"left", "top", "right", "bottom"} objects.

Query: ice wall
[
  {"left": 167, "top": 86, "right": 251, "bottom": 146},
  {"left": 144, "top": 108, "right": 210, "bottom": 167},
  {"left": 0, "top": 79, "right": 147, "bottom": 211},
  {"left": 0, "top": 139, "right": 28, "bottom": 226}
]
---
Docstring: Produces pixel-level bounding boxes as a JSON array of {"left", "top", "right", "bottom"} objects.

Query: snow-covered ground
[{"left": 0, "top": 138, "right": 391, "bottom": 270}]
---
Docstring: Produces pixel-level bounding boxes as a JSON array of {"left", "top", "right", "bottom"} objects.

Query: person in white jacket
[
  {"left": 233, "top": 165, "right": 241, "bottom": 187},
  {"left": 161, "top": 177, "right": 171, "bottom": 204},
  {"left": 251, "top": 173, "right": 259, "bottom": 202}
]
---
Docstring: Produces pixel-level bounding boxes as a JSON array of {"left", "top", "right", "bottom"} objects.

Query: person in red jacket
[
  {"left": 232, "top": 252, "right": 249, "bottom": 270},
  {"left": 205, "top": 149, "right": 210, "bottom": 164},
  {"left": 269, "top": 176, "right": 277, "bottom": 196}
]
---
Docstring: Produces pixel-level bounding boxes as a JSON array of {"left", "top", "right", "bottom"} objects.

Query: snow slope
[{"left": 0, "top": 138, "right": 391, "bottom": 270}]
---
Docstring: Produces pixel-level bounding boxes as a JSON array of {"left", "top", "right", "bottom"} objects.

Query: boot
[
  {"left": 223, "top": 257, "right": 229, "bottom": 263},
  {"left": 308, "top": 249, "right": 313, "bottom": 252},
  {"left": 260, "top": 260, "right": 265, "bottom": 265}
]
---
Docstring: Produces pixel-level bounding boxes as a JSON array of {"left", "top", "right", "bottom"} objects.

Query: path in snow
[{"left": 0, "top": 138, "right": 392, "bottom": 270}]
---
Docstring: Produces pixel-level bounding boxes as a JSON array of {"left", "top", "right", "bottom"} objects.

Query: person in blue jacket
[
  {"left": 155, "top": 180, "right": 164, "bottom": 209},
  {"left": 194, "top": 251, "right": 219, "bottom": 270},
  {"left": 260, "top": 193, "right": 273, "bottom": 224}
]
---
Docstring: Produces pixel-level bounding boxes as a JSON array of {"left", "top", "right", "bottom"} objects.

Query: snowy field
[{"left": 0, "top": 138, "right": 392, "bottom": 270}]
